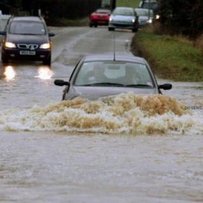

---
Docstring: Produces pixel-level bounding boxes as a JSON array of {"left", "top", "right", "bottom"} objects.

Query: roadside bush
[
  {"left": 159, "top": 0, "right": 203, "bottom": 39},
  {"left": 195, "top": 34, "right": 203, "bottom": 54},
  {"left": 131, "top": 28, "right": 203, "bottom": 81}
]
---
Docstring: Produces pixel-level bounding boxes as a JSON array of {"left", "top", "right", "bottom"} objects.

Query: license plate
[{"left": 20, "top": 50, "right": 36, "bottom": 55}]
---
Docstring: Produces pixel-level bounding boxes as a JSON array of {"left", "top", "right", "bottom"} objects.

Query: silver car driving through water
[{"left": 54, "top": 53, "right": 172, "bottom": 100}]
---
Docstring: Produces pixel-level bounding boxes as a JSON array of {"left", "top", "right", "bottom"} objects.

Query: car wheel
[
  {"left": 132, "top": 27, "right": 138, "bottom": 32},
  {"left": 89, "top": 22, "right": 93, "bottom": 27},
  {"left": 94, "top": 24, "right": 98, "bottom": 27},
  {"left": 1, "top": 53, "right": 9, "bottom": 63},
  {"left": 108, "top": 27, "right": 114, "bottom": 31},
  {"left": 43, "top": 56, "right": 51, "bottom": 66}
]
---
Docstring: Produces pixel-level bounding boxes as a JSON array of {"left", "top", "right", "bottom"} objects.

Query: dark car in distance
[
  {"left": 89, "top": 8, "right": 111, "bottom": 27},
  {"left": 54, "top": 53, "right": 172, "bottom": 100},
  {"left": 139, "top": 0, "right": 160, "bottom": 17},
  {"left": 0, "top": 16, "right": 55, "bottom": 65}
]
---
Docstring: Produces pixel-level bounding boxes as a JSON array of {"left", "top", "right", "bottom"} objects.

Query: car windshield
[
  {"left": 113, "top": 8, "right": 134, "bottom": 16},
  {"left": 9, "top": 21, "right": 46, "bottom": 35},
  {"left": 135, "top": 9, "right": 153, "bottom": 17},
  {"left": 96, "top": 9, "right": 110, "bottom": 14},
  {"left": 74, "top": 61, "right": 154, "bottom": 87}
]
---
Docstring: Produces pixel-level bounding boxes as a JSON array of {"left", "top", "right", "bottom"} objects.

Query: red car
[{"left": 89, "top": 8, "right": 111, "bottom": 27}]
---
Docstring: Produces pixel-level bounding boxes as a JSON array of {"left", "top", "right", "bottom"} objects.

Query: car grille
[
  {"left": 112, "top": 23, "right": 133, "bottom": 27},
  {"left": 17, "top": 44, "right": 39, "bottom": 50}
]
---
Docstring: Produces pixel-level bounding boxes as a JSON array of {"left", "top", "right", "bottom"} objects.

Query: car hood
[
  {"left": 64, "top": 86, "right": 158, "bottom": 100},
  {"left": 6, "top": 34, "right": 49, "bottom": 44},
  {"left": 111, "top": 15, "right": 135, "bottom": 22}
]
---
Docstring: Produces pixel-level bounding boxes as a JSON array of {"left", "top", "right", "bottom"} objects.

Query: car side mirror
[
  {"left": 158, "top": 83, "right": 172, "bottom": 90},
  {"left": 49, "top": 32, "right": 55, "bottom": 37},
  {"left": 54, "top": 79, "right": 69, "bottom": 86}
]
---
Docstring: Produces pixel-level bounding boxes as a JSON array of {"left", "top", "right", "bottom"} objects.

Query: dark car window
[{"left": 9, "top": 21, "right": 46, "bottom": 35}]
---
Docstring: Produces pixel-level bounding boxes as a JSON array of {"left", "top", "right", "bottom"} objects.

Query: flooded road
[{"left": 0, "top": 27, "right": 203, "bottom": 202}]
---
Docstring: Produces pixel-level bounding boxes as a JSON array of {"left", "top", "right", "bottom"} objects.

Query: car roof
[
  {"left": 82, "top": 53, "right": 147, "bottom": 64},
  {"left": 10, "top": 16, "right": 44, "bottom": 23}
]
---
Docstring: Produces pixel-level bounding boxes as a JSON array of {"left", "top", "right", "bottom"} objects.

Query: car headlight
[
  {"left": 132, "top": 18, "right": 135, "bottom": 23},
  {"left": 109, "top": 16, "right": 112, "bottom": 22},
  {"left": 147, "top": 18, "right": 153, "bottom": 23},
  {"left": 40, "top": 43, "right": 51, "bottom": 49},
  {"left": 4, "top": 42, "right": 16, "bottom": 48},
  {"left": 156, "top": 15, "right": 160, "bottom": 20}
]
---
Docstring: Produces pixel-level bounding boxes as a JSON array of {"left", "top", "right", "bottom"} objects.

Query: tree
[{"left": 159, "top": 0, "right": 203, "bottom": 38}]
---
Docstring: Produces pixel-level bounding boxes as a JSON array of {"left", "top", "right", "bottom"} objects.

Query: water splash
[{"left": 0, "top": 93, "right": 198, "bottom": 135}]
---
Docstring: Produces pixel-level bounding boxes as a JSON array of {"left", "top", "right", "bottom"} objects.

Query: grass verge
[
  {"left": 48, "top": 18, "right": 89, "bottom": 27},
  {"left": 131, "top": 26, "right": 203, "bottom": 82},
  {"left": 117, "top": 0, "right": 140, "bottom": 7}
]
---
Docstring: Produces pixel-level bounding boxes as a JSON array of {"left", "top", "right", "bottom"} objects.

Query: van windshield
[{"left": 9, "top": 21, "right": 46, "bottom": 35}]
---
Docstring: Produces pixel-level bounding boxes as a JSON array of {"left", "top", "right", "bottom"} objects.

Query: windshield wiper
[
  {"left": 125, "top": 84, "right": 153, "bottom": 88},
  {"left": 13, "top": 33, "right": 41, "bottom": 35},
  {"left": 82, "top": 82, "right": 125, "bottom": 87}
]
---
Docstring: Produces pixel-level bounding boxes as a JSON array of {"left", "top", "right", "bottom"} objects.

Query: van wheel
[
  {"left": 1, "top": 54, "right": 9, "bottom": 63},
  {"left": 43, "top": 56, "right": 51, "bottom": 66}
]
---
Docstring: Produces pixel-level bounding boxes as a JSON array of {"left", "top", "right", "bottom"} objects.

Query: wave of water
[{"left": 0, "top": 93, "right": 201, "bottom": 135}]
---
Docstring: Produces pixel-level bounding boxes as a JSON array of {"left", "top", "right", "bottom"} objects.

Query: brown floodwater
[{"left": 0, "top": 27, "right": 202, "bottom": 203}]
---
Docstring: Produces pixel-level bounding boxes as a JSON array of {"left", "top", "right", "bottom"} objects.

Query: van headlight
[
  {"left": 156, "top": 15, "right": 160, "bottom": 20},
  {"left": 40, "top": 43, "right": 51, "bottom": 49},
  {"left": 4, "top": 42, "right": 16, "bottom": 48}
]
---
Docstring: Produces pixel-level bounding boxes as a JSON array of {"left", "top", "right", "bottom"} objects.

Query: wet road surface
[{"left": 0, "top": 27, "right": 202, "bottom": 203}]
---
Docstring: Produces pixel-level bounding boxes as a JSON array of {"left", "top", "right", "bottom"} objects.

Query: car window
[
  {"left": 74, "top": 61, "right": 154, "bottom": 87},
  {"left": 96, "top": 9, "right": 111, "bottom": 14},
  {"left": 9, "top": 21, "right": 46, "bottom": 35},
  {"left": 113, "top": 8, "right": 134, "bottom": 16}
]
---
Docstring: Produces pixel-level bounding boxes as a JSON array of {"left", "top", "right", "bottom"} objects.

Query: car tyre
[
  {"left": 43, "top": 56, "right": 51, "bottom": 66},
  {"left": 108, "top": 27, "right": 115, "bottom": 31},
  {"left": 1, "top": 54, "right": 9, "bottom": 64},
  {"left": 132, "top": 27, "right": 138, "bottom": 32}
]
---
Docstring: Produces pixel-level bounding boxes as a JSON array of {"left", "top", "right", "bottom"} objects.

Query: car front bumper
[
  {"left": 2, "top": 48, "right": 51, "bottom": 61},
  {"left": 108, "top": 21, "right": 138, "bottom": 30}
]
